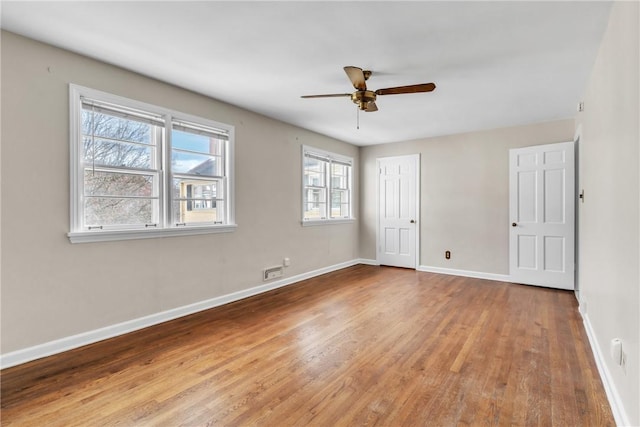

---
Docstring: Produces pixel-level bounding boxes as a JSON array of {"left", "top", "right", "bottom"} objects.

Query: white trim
[
  {"left": 376, "top": 159, "right": 380, "bottom": 265},
  {"left": 69, "top": 85, "right": 82, "bottom": 233},
  {"left": 418, "top": 265, "right": 512, "bottom": 283},
  {"left": 574, "top": 123, "right": 583, "bottom": 147},
  {"left": 0, "top": 259, "right": 367, "bottom": 369},
  {"left": 68, "top": 84, "right": 236, "bottom": 242},
  {"left": 226, "top": 128, "right": 236, "bottom": 226},
  {"left": 68, "top": 224, "right": 237, "bottom": 243},
  {"left": 301, "top": 145, "right": 354, "bottom": 223},
  {"left": 581, "top": 311, "right": 630, "bottom": 427},
  {"left": 355, "top": 258, "right": 379, "bottom": 266},
  {"left": 573, "top": 125, "right": 582, "bottom": 301},
  {"left": 415, "top": 155, "right": 421, "bottom": 269},
  {"left": 301, "top": 218, "right": 356, "bottom": 227},
  {"left": 302, "top": 145, "right": 353, "bottom": 165}
]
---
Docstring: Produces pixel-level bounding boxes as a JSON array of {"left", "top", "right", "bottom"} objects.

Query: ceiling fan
[{"left": 301, "top": 66, "right": 436, "bottom": 112}]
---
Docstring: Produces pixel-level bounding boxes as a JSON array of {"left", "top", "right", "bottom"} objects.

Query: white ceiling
[{"left": 1, "top": 1, "right": 612, "bottom": 146}]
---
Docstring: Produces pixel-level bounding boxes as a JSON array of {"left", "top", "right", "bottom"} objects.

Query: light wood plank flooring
[{"left": 1, "top": 265, "right": 614, "bottom": 426}]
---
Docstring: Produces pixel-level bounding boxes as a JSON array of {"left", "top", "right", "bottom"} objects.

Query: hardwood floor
[{"left": 1, "top": 265, "right": 614, "bottom": 426}]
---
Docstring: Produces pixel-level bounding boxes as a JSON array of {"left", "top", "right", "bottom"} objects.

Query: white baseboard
[
  {"left": 0, "top": 259, "right": 366, "bottom": 370},
  {"left": 581, "top": 311, "right": 630, "bottom": 426},
  {"left": 417, "top": 265, "right": 512, "bottom": 283},
  {"left": 355, "top": 258, "right": 379, "bottom": 266}
]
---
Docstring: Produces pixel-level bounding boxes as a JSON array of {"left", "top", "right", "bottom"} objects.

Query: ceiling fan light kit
[
  {"left": 302, "top": 66, "right": 436, "bottom": 113},
  {"left": 351, "top": 90, "right": 378, "bottom": 112}
]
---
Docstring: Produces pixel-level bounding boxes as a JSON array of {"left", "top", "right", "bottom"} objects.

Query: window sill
[
  {"left": 301, "top": 218, "right": 356, "bottom": 227},
  {"left": 68, "top": 224, "right": 237, "bottom": 243}
]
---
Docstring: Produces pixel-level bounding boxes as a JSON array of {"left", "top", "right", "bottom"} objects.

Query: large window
[
  {"left": 302, "top": 146, "right": 353, "bottom": 224},
  {"left": 69, "top": 85, "right": 235, "bottom": 243}
]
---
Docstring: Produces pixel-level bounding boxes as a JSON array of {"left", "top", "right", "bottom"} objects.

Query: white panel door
[
  {"left": 378, "top": 155, "right": 419, "bottom": 268},
  {"left": 509, "top": 141, "right": 575, "bottom": 289}
]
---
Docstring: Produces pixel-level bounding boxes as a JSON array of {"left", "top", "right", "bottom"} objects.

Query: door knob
[
  {"left": 410, "top": 219, "right": 415, "bottom": 224},
  {"left": 512, "top": 222, "right": 517, "bottom": 227}
]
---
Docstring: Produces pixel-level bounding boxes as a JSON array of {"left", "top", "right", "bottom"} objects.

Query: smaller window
[{"left": 302, "top": 146, "right": 354, "bottom": 224}]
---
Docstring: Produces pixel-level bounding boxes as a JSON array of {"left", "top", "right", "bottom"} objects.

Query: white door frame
[
  {"left": 376, "top": 154, "right": 420, "bottom": 269},
  {"left": 573, "top": 126, "right": 582, "bottom": 299}
]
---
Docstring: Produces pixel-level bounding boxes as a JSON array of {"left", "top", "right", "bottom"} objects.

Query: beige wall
[
  {"left": 359, "top": 120, "right": 575, "bottom": 274},
  {"left": 575, "top": 2, "right": 639, "bottom": 424},
  {"left": 3, "top": 11, "right": 638, "bottom": 420},
  {"left": 0, "top": 32, "right": 359, "bottom": 353}
]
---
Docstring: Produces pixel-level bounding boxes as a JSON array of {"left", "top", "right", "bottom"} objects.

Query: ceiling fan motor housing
[{"left": 351, "top": 90, "right": 377, "bottom": 110}]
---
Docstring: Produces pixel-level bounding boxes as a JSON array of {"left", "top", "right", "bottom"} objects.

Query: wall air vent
[{"left": 263, "top": 266, "right": 284, "bottom": 281}]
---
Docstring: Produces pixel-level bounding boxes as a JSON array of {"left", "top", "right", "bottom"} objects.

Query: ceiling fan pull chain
[{"left": 356, "top": 105, "right": 360, "bottom": 130}]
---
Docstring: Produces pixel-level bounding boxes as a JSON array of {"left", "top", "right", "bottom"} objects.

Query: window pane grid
[
  {"left": 85, "top": 195, "right": 160, "bottom": 200},
  {"left": 171, "top": 126, "right": 225, "bottom": 179},
  {"left": 171, "top": 131, "right": 224, "bottom": 154},
  {"left": 83, "top": 165, "right": 159, "bottom": 175},
  {"left": 171, "top": 153, "right": 222, "bottom": 176},
  {"left": 330, "top": 188, "right": 350, "bottom": 218},
  {"left": 173, "top": 121, "right": 229, "bottom": 141},
  {"left": 172, "top": 201, "right": 225, "bottom": 225},
  {"left": 84, "top": 198, "right": 157, "bottom": 227},
  {"left": 83, "top": 134, "right": 156, "bottom": 147},
  {"left": 72, "top": 86, "right": 234, "bottom": 236},
  {"left": 173, "top": 200, "right": 220, "bottom": 207},
  {"left": 173, "top": 147, "right": 224, "bottom": 158},
  {"left": 172, "top": 177, "right": 224, "bottom": 224},
  {"left": 173, "top": 173, "right": 225, "bottom": 181},
  {"left": 81, "top": 104, "right": 161, "bottom": 229},
  {"left": 171, "top": 130, "right": 225, "bottom": 152},
  {"left": 82, "top": 111, "right": 158, "bottom": 145},
  {"left": 302, "top": 147, "right": 352, "bottom": 222},
  {"left": 82, "top": 99, "right": 165, "bottom": 127}
]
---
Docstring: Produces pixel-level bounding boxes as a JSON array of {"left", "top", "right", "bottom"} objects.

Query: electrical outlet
[{"left": 445, "top": 250, "right": 451, "bottom": 260}]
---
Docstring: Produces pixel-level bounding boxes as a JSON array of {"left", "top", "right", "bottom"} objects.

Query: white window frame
[
  {"left": 68, "top": 84, "right": 236, "bottom": 243},
  {"left": 302, "top": 145, "right": 355, "bottom": 226}
]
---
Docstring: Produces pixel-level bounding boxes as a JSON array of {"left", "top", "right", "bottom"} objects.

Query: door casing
[{"left": 376, "top": 154, "right": 420, "bottom": 269}]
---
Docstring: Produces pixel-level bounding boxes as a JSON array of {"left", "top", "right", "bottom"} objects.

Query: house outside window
[
  {"left": 302, "top": 146, "right": 354, "bottom": 224},
  {"left": 68, "top": 85, "right": 235, "bottom": 243}
]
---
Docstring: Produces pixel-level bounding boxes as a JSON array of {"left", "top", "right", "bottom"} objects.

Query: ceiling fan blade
[
  {"left": 344, "top": 66, "right": 367, "bottom": 91},
  {"left": 364, "top": 101, "right": 378, "bottom": 112},
  {"left": 375, "top": 83, "right": 436, "bottom": 96},
  {"left": 301, "top": 93, "right": 351, "bottom": 99}
]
